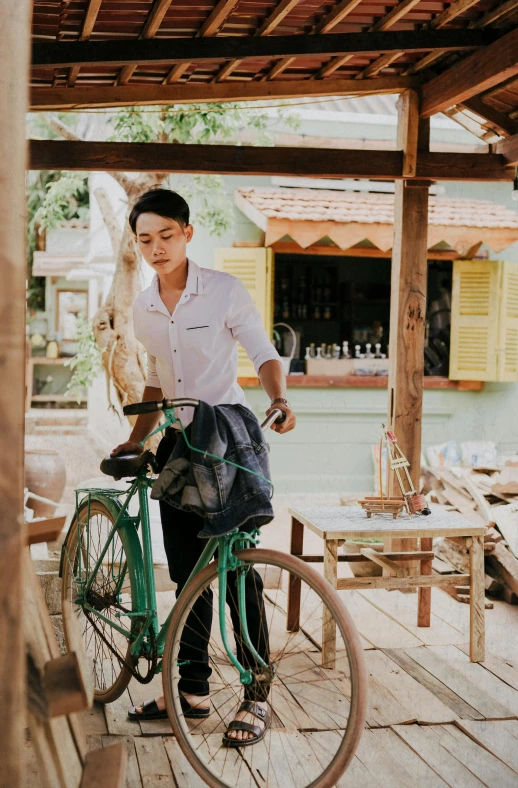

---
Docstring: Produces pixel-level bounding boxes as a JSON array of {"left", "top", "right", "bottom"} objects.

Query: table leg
[
  {"left": 322, "top": 539, "right": 338, "bottom": 669},
  {"left": 25, "top": 357, "right": 34, "bottom": 412},
  {"left": 469, "top": 535, "right": 485, "bottom": 662},
  {"left": 287, "top": 517, "right": 304, "bottom": 632},
  {"left": 418, "top": 537, "right": 433, "bottom": 627}
]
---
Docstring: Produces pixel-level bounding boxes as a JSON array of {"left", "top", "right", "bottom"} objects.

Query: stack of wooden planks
[{"left": 423, "top": 465, "right": 518, "bottom": 605}]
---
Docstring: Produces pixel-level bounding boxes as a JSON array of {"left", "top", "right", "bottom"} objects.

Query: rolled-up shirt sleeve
[
  {"left": 227, "top": 279, "right": 282, "bottom": 375},
  {"left": 145, "top": 352, "right": 162, "bottom": 388}
]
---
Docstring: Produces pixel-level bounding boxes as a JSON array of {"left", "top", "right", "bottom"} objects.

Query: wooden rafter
[
  {"left": 316, "top": 0, "right": 422, "bottom": 81},
  {"left": 421, "top": 27, "right": 518, "bottom": 117},
  {"left": 213, "top": 0, "right": 301, "bottom": 83},
  {"left": 460, "top": 96, "right": 518, "bottom": 136},
  {"left": 33, "top": 30, "right": 497, "bottom": 69},
  {"left": 117, "top": 0, "right": 174, "bottom": 86},
  {"left": 164, "top": 0, "right": 239, "bottom": 84},
  {"left": 67, "top": 0, "right": 102, "bottom": 87},
  {"left": 358, "top": 0, "right": 477, "bottom": 80},
  {"left": 28, "top": 139, "right": 513, "bottom": 181},
  {"left": 313, "top": 0, "right": 364, "bottom": 34},
  {"left": 407, "top": 0, "right": 518, "bottom": 76}
]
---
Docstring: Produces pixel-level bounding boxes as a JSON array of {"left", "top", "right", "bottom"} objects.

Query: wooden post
[
  {"left": 287, "top": 517, "right": 304, "bottom": 631},
  {"left": 388, "top": 92, "right": 430, "bottom": 583},
  {"left": 0, "top": 1, "right": 32, "bottom": 783},
  {"left": 469, "top": 535, "right": 485, "bottom": 662},
  {"left": 322, "top": 540, "right": 338, "bottom": 669}
]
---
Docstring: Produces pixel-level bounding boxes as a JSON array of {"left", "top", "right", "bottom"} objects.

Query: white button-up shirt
[{"left": 133, "top": 258, "right": 282, "bottom": 426}]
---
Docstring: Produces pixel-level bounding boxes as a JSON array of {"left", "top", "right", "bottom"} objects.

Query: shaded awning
[{"left": 235, "top": 187, "right": 518, "bottom": 255}]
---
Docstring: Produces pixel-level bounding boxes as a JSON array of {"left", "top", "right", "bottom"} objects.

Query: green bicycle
[{"left": 60, "top": 398, "right": 366, "bottom": 788}]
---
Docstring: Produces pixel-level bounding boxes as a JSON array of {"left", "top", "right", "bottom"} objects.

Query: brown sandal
[{"left": 222, "top": 701, "right": 270, "bottom": 748}]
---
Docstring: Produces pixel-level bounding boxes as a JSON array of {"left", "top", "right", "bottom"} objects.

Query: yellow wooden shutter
[
  {"left": 214, "top": 247, "right": 274, "bottom": 377},
  {"left": 449, "top": 260, "right": 501, "bottom": 380},
  {"left": 497, "top": 261, "right": 518, "bottom": 382}
]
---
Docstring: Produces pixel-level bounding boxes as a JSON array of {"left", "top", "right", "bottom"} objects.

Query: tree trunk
[{"left": 92, "top": 173, "right": 167, "bottom": 417}]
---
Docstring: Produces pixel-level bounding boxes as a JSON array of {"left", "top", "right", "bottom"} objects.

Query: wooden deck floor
[{"left": 25, "top": 582, "right": 518, "bottom": 787}]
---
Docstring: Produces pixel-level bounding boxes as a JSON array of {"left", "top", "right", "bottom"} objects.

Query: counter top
[{"left": 237, "top": 375, "right": 484, "bottom": 391}]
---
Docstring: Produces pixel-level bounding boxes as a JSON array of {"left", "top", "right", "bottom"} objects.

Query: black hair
[{"left": 129, "top": 188, "right": 190, "bottom": 234}]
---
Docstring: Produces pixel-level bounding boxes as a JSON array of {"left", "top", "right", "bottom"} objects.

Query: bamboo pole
[{"left": 0, "top": 1, "right": 32, "bottom": 783}]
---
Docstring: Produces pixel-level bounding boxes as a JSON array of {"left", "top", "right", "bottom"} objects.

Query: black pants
[{"left": 157, "top": 433, "right": 270, "bottom": 699}]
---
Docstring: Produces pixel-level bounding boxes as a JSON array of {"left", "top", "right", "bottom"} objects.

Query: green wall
[{"left": 244, "top": 384, "right": 518, "bottom": 494}]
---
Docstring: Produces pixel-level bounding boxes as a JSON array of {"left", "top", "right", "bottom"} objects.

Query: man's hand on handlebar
[
  {"left": 265, "top": 404, "right": 296, "bottom": 434},
  {"left": 110, "top": 440, "right": 143, "bottom": 458}
]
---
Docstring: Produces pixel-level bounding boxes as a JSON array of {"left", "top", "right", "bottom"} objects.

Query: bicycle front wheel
[{"left": 162, "top": 548, "right": 366, "bottom": 788}]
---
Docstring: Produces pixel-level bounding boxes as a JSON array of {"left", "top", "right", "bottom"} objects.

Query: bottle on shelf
[
  {"left": 374, "top": 343, "right": 387, "bottom": 359},
  {"left": 354, "top": 344, "right": 365, "bottom": 359},
  {"left": 332, "top": 344, "right": 340, "bottom": 359},
  {"left": 305, "top": 346, "right": 312, "bottom": 360},
  {"left": 323, "top": 306, "right": 331, "bottom": 320},
  {"left": 342, "top": 341, "right": 351, "bottom": 359},
  {"left": 309, "top": 342, "right": 316, "bottom": 358},
  {"left": 313, "top": 304, "right": 321, "bottom": 319},
  {"left": 315, "top": 347, "right": 323, "bottom": 360},
  {"left": 365, "top": 343, "right": 374, "bottom": 359}
]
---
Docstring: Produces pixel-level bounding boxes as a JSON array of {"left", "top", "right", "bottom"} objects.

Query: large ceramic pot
[{"left": 25, "top": 449, "right": 66, "bottom": 518}]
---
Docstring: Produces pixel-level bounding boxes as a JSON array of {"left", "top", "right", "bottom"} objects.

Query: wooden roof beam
[
  {"left": 494, "top": 133, "right": 518, "bottom": 165},
  {"left": 213, "top": 0, "right": 300, "bottom": 83},
  {"left": 460, "top": 96, "right": 518, "bottom": 137},
  {"left": 407, "top": 0, "right": 518, "bottom": 76},
  {"left": 421, "top": 27, "right": 518, "bottom": 117},
  {"left": 313, "top": 0, "right": 364, "bottom": 34},
  {"left": 28, "top": 139, "right": 513, "bottom": 181},
  {"left": 319, "top": 0, "right": 422, "bottom": 81},
  {"left": 363, "top": 0, "right": 479, "bottom": 80},
  {"left": 163, "top": 0, "right": 239, "bottom": 85},
  {"left": 33, "top": 30, "right": 498, "bottom": 69},
  {"left": 30, "top": 75, "right": 419, "bottom": 109},
  {"left": 118, "top": 0, "right": 174, "bottom": 86},
  {"left": 67, "top": 0, "right": 102, "bottom": 87}
]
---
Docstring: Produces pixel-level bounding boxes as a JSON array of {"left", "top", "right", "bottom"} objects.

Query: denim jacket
[{"left": 150, "top": 401, "right": 274, "bottom": 538}]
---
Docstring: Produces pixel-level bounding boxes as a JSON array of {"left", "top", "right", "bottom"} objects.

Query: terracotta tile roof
[{"left": 237, "top": 187, "right": 518, "bottom": 230}]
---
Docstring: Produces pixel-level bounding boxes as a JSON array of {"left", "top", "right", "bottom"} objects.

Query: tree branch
[
  {"left": 46, "top": 115, "right": 83, "bottom": 142},
  {"left": 94, "top": 187, "right": 122, "bottom": 257}
]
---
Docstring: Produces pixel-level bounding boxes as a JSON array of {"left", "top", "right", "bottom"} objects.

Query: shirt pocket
[{"left": 183, "top": 323, "right": 217, "bottom": 362}]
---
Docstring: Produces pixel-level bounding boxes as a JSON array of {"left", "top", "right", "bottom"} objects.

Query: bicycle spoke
[{"left": 163, "top": 552, "right": 364, "bottom": 788}]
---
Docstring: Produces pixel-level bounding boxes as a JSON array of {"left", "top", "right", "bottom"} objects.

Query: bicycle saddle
[{"left": 100, "top": 450, "right": 158, "bottom": 478}]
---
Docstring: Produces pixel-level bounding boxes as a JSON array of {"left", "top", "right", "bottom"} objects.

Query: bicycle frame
[{"left": 68, "top": 404, "right": 270, "bottom": 684}]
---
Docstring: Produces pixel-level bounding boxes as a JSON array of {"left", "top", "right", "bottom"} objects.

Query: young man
[{"left": 111, "top": 189, "right": 296, "bottom": 744}]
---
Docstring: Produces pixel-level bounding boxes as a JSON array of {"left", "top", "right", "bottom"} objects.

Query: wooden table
[{"left": 288, "top": 505, "right": 487, "bottom": 665}]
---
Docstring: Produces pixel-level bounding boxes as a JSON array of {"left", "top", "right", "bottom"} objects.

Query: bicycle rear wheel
[
  {"left": 162, "top": 548, "right": 366, "bottom": 788},
  {"left": 61, "top": 498, "right": 140, "bottom": 703}
]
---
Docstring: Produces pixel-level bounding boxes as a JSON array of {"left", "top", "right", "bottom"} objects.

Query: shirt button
[
  {"left": 178, "top": 379, "right": 181, "bottom": 383},
  {"left": 174, "top": 349, "right": 177, "bottom": 352}
]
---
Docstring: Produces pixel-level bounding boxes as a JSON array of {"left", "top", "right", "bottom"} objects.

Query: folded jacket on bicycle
[{"left": 150, "top": 401, "right": 274, "bottom": 538}]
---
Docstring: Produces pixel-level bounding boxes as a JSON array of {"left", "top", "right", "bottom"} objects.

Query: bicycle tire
[
  {"left": 61, "top": 498, "right": 142, "bottom": 704},
  {"left": 162, "top": 547, "right": 367, "bottom": 788}
]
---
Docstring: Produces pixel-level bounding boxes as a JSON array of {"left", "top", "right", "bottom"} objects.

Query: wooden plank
[
  {"left": 287, "top": 516, "right": 303, "bottom": 630},
  {"left": 488, "top": 541, "right": 518, "bottom": 595},
  {"left": 101, "top": 735, "right": 143, "bottom": 788},
  {"left": 78, "top": 704, "right": 108, "bottom": 736},
  {"left": 359, "top": 547, "right": 408, "bottom": 577},
  {"left": 469, "top": 535, "right": 485, "bottom": 662},
  {"left": 80, "top": 742, "right": 127, "bottom": 788},
  {"left": 430, "top": 724, "right": 518, "bottom": 787},
  {"left": 163, "top": 736, "right": 210, "bottom": 787},
  {"left": 336, "top": 572, "right": 471, "bottom": 590},
  {"left": 31, "top": 30, "right": 494, "bottom": 69},
  {"left": 367, "top": 728, "right": 449, "bottom": 787},
  {"left": 392, "top": 724, "right": 488, "bottom": 787},
  {"left": 134, "top": 736, "right": 178, "bottom": 787},
  {"left": 455, "top": 719, "right": 518, "bottom": 774},
  {"left": 105, "top": 690, "right": 141, "bottom": 736},
  {"left": 339, "top": 590, "right": 423, "bottom": 648},
  {"left": 383, "top": 648, "right": 484, "bottom": 719},
  {"left": 30, "top": 74, "right": 419, "bottom": 111},
  {"left": 1, "top": 6, "right": 31, "bottom": 783},
  {"left": 492, "top": 505, "right": 518, "bottom": 557},
  {"left": 418, "top": 537, "right": 433, "bottom": 627},
  {"left": 430, "top": 645, "right": 518, "bottom": 716},
  {"left": 358, "top": 588, "right": 467, "bottom": 645},
  {"left": 421, "top": 27, "right": 518, "bottom": 117},
  {"left": 494, "top": 135, "right": 518, "bottom": 166},
  {"left": 26, "top": 516, "right": 66, "bottom": 545},
  {"left": 461, "top": 96, "right": 518, "bottom": 138},
  {"left": 456, "top": 644, "right": 518, "bottom": 692},
  {"left": 365, "top": 649, "right": 457, "bottom": 724},
  {"left": 313, "top": 0, "right": 364, "bottom": 34},
  {"left": 403, "top": 646, "right": 515, "bottom": 719},
  {"left": 197, "top": 0, "right": 240, "bottom": 37}
]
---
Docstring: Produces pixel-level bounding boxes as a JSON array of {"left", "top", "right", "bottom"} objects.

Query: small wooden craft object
[{"left": 359, "top": 425, "right": 431, "bottom": 518}]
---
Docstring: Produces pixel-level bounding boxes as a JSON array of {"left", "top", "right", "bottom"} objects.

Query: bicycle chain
[{"left": 83, "top": 593, "right": 158, "bottom": 684}]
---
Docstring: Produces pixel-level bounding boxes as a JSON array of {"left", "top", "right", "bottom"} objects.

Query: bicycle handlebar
[{"left": 122, "top": 398, "right": 286, "bottom": 429}]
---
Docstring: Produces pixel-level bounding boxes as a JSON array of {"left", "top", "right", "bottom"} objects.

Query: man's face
[{"left": 135, "top": 212, "right": 194, "bottom": 276}]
